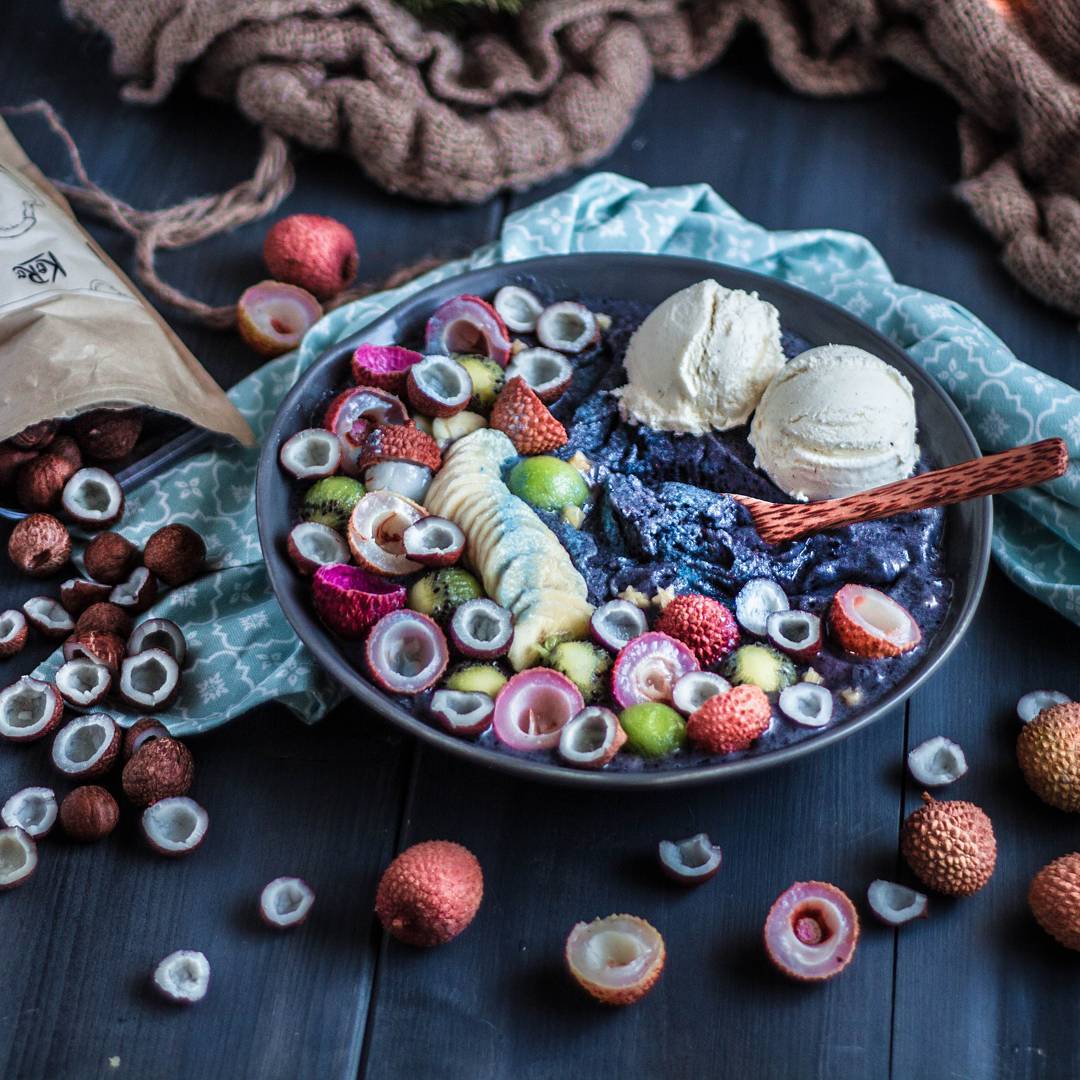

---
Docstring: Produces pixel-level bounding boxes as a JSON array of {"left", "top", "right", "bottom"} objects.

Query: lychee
[{"left": 263, "top": 214, "right": 358, "bottom": 299}]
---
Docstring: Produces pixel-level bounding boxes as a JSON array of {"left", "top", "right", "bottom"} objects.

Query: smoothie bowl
[{"left": 255, "top": 254, "right": 990, "bottom": 788}]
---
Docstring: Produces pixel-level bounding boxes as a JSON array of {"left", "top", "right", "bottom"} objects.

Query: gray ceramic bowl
[{"left": 255, "top": 254, "right": 990, "bottom": 788}]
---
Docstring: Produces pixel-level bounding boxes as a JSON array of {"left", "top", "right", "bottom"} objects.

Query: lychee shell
[
  {"left": 900, "top": 793, "right": 996, "bottom": 896},
  {"left": 375, "top": 840, "right": 482, "bottom": 947},
  {"left": 1016, "top": 703, "right": 1080, "bottom": 813},
  {"left": 1029, "top": 852, "right": 1080, "bottom": 950}
]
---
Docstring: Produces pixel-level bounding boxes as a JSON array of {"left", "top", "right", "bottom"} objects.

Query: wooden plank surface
[{"left": 1, "top": 9, "right": 1076, "bottom": 1080}]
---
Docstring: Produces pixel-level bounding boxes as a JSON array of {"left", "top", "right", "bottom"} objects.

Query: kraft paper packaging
[{"left": 0, "top": 118, "right": 254, "bottom": 447}]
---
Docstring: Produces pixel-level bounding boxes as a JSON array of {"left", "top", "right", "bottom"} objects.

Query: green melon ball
[
  {"left": 619, "top": 702, "right": 686, "bottom": 759},
  {"left": 507, "top": 456, "right": 589, "bottom": 512}
]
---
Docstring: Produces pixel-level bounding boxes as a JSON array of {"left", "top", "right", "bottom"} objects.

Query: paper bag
[{"left": 0, "top": 118, "right": 253, "bottom": 447}]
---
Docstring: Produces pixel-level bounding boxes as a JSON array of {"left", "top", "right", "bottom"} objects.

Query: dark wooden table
[{"left": 3, "top": 7, "right": 1078, "bottom": 1079}]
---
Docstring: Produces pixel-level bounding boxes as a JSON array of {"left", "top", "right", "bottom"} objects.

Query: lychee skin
[
  {"left": 686, "top": 684, "right": 770, "bottom": 754},
  {"left": 1016, "top": 702, "right": 1080, "bottom": 812},
  {"left": 375, "top": 840, "right": 483, "bottom": 947},
  {"left": 263, "top": 214, "right": 358, "bottom": 300},
  {"left": 656, "top": 594, "right": 739, "bottom": 666},
  {"left": 1029, "top": 852, "right": 1080, "bottom": 950},
  {"left": 901, "top": 792, "right": 996, "bottom": 896}
]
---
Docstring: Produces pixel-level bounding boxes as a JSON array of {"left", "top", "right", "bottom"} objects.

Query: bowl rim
[{"left": 256, "top": 252, "right": 991, "bottom": 789}]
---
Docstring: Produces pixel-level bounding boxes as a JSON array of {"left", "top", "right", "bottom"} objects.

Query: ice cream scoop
[
  {"left": 749, "top": 344, "right": 918, "bottom": 501},
  {"left": 613, "top": 280, "right": 785, "bottom": 433}
]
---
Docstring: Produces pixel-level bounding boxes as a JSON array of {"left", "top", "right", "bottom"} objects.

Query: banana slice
[{"left": 509, "top": 595, "right": 595, "bottom": 670}]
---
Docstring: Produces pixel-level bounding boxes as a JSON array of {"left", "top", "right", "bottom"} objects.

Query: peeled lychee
[
  {"left": 375, "top": 840, "right": 483, "bottom": 947},
  {"left": 263, "top": 214, "right": 358, "bottom": 300}
]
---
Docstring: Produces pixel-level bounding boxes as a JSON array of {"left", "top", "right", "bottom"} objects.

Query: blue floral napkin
[{"left": 33, "top": 173, "right": 1078, "bottom": 734}]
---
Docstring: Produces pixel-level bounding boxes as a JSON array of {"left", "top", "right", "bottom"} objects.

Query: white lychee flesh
[
  {"left": 0, "top": 677, "right": 61, "bottom": 741},
  {"left": 536, "top": 302, "right": 598, "bottom": 353},
  {"left": 410, "top": 355, "right": 472, "bottom": 413},
  {"left": 0, "top": 827, "right": 37, "bottom": 890},
  {"left": 141, "top": 797, "right": 208, "bottom": 857},
  {"left": 0, "top": 610, "right": 27, "bottom": 650},
  {"left": 55, "top": 658, "right": 111, "bottom": 708},
  {"left": 565, "top": 915, "right": 664, "bottom": 1004},
  {"left": 279, "top": 428, "right": 341, "bottom": 480},
  {"left": 505, "top": 348, "right": 573, "bottom": 401},
  {"left": 1016, "top": 689, "right": 1070, "bottom": 724},
  {"left": 558, "top": 706, "right": 624, "bottom": 768},
  {"left": 493, "top": 285, "right": 543, "bottom": 332},
  {"left": 866, "top": 880, "right": 928, "bottom": 926},
  {"left": 22, "top": 596, "right": 74, "bottom": 637},
  {"left": 51, "top": 714, "right": 117, "bottom": 775},
  {"left": 1, "top": 787, "right": 57, "bottom": 839},
  {"left": 128, "top": 618, "right": 188, "bottom": 666},
  {"left": 61, "top": 468, "right": 123, "bottom": 527},
  {"left": 672, "top": 671, "right": 731, "bottom": 716},
  {"left": 260, "top": 876, "right": 315, "bottom": 928},
  {"left": 153, "top": 950, "right": 210, "bottom": 1004},
  {"left": 348, "top": 491, "right": 424, "bottom": 575},
  {"left": 118, "top": 649, "right": 181, "bottom": 710},
  {"left": 110, "top": 566, "right": 153, "bottom": 609},
  {"left": 778, "top": 683, "right": 834, "bottom": 728},
  {"left": 429, "top": 689, "right": 494, "bottom": 735},
  {"left": 362, "top": 461, "right": 433, "bottom": 502},
  {"left": 907, "top": 735, "right": 967, "bottom": 786}
]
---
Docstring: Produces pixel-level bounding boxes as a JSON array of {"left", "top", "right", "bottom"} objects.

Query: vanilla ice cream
[
  {"left": 613, "top": 280, "right": 786, "bottom": 433},
  {"left": 748, "top": 344, "right": 918, "bottom": 501}
]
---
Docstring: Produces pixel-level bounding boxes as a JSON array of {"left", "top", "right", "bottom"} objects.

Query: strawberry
[
  {"left": 829, "top": 584, "right": 921, "bottom": 659},
  {"left": 490, "top": 376, "right": 567, "bottom": 455},
  {"left": 356, "top": 423, "right": 441, "bottom": 474},
  {"left": 686, "top": 684, "right": 771, "bottom": 754},
  {"left": 655, "top": 593, "right": 739, "bottom": 666}
]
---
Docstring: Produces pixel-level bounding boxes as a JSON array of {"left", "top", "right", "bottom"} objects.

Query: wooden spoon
[{"left": 735, "top": 437, "right": 1069, "bottom": 545}]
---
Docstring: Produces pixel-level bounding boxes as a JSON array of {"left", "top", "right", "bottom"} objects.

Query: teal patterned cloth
[{"left": 34, "top": 173, "right": 1078, "bottom": 734}]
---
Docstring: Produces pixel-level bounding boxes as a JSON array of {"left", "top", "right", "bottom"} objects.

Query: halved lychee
[
  {"left": 764, "top": 881, "right": 860, "bottom": 982},
  {"left": 766, "top": 610, "right": 822, "bottom": 661},
  {"left": 406, "top": 355, "right": 473, "bottom": 418},
  {"left": 141, "top": 796, "right": 208, "bottom": 857},
  {"left": 55, "top": 658, "right": 112, "bottom": 709},
  {"left": 351, "top": 344, "right": 422, "bottom": 395},
  {"left": 363, "top": 461, "right": 434, "bottom": 503},
  {"left": 536, "top": 302, "right": 599, "bottom": 354},
  {"left": 347, "top": 491, "right": 425, "bottom": 575},
  {"left": 448, "top": 598, "right": 512, "bottom": 659},
  {"left": 1017, "top": 689, "right": 1070, "bottom": 724},
  {"left": 492, "top": 668, "right": 584, "bottom": 752},
  {"left": 0, "top": 828, "right": 37, "bottom": 891},
  {"left": 0, "top": 677, "right": 64, "bottom": 742},
  {"left": 237, "top": 280, "right": 321, "bottom": 358},
  {"left": 493, "top": 285, "right": 543, "bottom": 333},
  {"left": 558, "top": 706, "right": 626, "bottom": 768},
  {"left": 51, "top": 713, "right": 120, "bottom": 778},
  {"left": 610, "top": 632, "right": 699, "bottom": 709},
  {"left": 260, "top": 876, "right": 315, "bottom": 929},
  {"left": 279, "top": 428, "right": 341, "bottom": 481},
  {"left": 907, "top": 735, "right": 967, "bottom": 787},
  {"left": 565, "top": 914, "right": 665, "bottom": 1005},
  {"left": 734, "top": 578, "right": 789, "bottom": 637},
  {"left": 59, "top": 578, "right": 112, "bottom": 615},
  {"left": 109, "top": 566, "right": 157, "bottom": 613},
  {"left": 590, "top": 599, "right": 648, "bottom": 653},
  {"left": 671, "top": 671, "right": 731, "bottom": 716},
  {"left": 287, "top": 521, "right": 350, "bottom": 576},
  {"left": 128, "top": 618, "right": 188, "bottom": 666},
  {"left": 60, "top": 468, "right": 124, "bottom": 529},
  {"left": 866, "top": 880, "right": 928, "bottom": 926},
  {"left": 311, "top": 563, "right": 405, "bottom": 639},
  {"left": 403, "top": 516, "right": 465, "bottom": 568},
  {"left": 425, "top": 295, "right": 511, "bottom": 367},
  {"left": 323, "top": 386, "right": 409, "bottom": 476},
  {"left": 0, "top": 609, "right": 28, "bottom": 658},
  {"left": 152, "top": 950, "right": 210, "bottom": 1004},
  {"left": 23, "top": 596, "right": 74, "bottom": 638},
  {"left": 778, "top": 683, "right": 834, "bottom": 728},
  {"left": 365, "top": 610, "right": 448, "bottom": 695},
  {"left": 118, "top": 648, "right": 181, "bottom": 712},
  {"left": 830, "top": 584, "right": 921, "bottom": 658},
  {"left": 658, "top": 833, "right": 723, "bottom": 885},
  {"left": 1, "top": 787, "right": 57, "bottom": 839},
  {"left": 504, "top": 348, "right": 573, "bottom": 404},
  {"left": 429, "top": 688, "right": 494, "bottom": 736}
]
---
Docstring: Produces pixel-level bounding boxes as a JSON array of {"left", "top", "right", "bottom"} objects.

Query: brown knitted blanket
[{"left": 64, "top": 0, "right": 1080, "bottom": 317}]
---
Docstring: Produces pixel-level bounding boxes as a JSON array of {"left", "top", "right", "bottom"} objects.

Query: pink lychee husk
[
  {"left": 263, "top": 214, "right": 359, "bottom": 300},
  {"left": 375, "top": 840, "right": 483, "bottom": 947},
  {"left": 763, "top": 881, "right": 860, "bottom": 982},
  {"left": 351, "top": 344, "right": 422, "bottom": 395},
  {"left": 311, "top": 563, "right": 406, "bottom": 639}
]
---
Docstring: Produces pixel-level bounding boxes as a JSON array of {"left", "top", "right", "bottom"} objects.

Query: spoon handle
[{"left": 773, "top": 437, "right": 1068, "bottom": 540}]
